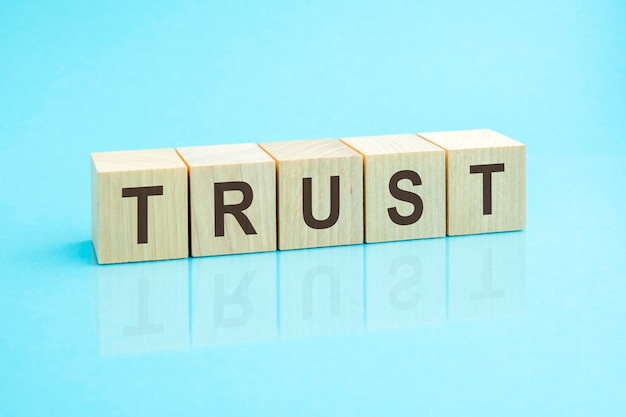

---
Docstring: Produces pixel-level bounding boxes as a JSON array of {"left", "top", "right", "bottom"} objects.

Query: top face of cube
[
  {"left": 91, "top": 149, "right": 187, "bottom": 173},
  {"left": 418, "top": 129, "right": 524, "bottom": 150},
  {"left": 176, "top": 143, "right": 275, "bottom": 167},
  {"left": 259, "top": 138, "right": 360, "bottom": 161},
  {"left": 340, "top": 134, "right": 443, "bottom": 156}
]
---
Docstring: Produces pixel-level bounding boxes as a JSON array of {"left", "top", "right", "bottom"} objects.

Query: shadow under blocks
[{"left": 90, "top": 129, "right": 525, "bottom": 263}]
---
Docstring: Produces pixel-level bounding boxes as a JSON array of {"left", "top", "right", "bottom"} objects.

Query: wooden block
[
  {"left": 176, "top": 144, "right": 276, "bottom": 256},
  {"left": 91, "top": 149, "right": 188, "bottom": 264},
  {"left": 340, "top": 134, "right": 446, "bottom": 243},
  {"left": 258, "top": 138, "right": 363, "bottom": 250},
  {"left": 418, "top": 129, "right": 526, "bottom": 235}
]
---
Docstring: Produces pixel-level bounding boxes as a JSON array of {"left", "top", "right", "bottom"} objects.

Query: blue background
[{"left": 1, "top": 0, "right": 625, "bottom": 416}]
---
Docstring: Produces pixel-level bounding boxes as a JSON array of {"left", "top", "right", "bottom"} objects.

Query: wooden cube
[
  {"left": 340, "top": 134, "right": 446, "bottom": 243},
  {"left": 176, "top": 144, "right": 276, "bottom": 256},
  {"left": 259, "top": 139, "right": 363, "bottom": 250},
  {"left": 418, "top": 129, "right": 526, "bottom": 235},
  {"left": 91, "top": 149, "right": 188, "bottom": 264}
]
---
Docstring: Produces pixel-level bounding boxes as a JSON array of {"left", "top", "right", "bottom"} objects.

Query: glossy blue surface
[{"left": 1, "top": 1, "right": 625, "bottom": 416}]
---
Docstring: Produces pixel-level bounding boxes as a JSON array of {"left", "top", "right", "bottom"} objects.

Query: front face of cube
[
  {"left": 365, "top": 151, "right": 446, "bottom": 243},
  {"left": 447, "top": 145, "right": 526, "bottom": 235},
  {"left": 189, "top": 161, "right": 276, "bottom": 256},
  {"left": 277, "top": 156, "right": 363, "bottom": 250},
  {"left": 95, "top": 168, "right": 188, "bottom": 264}
]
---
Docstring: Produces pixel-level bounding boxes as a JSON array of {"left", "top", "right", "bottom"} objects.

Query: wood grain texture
[
  {"left": 258, "top": 139, "right": 363, "bottom": 250},
  {"left": 418, "top": 129, "right": 526, "bottom": 236},
  {"left": 91, "top": 149, "right": 188, "bottom": 264},
  {"left": 176, "top": 143, "right": 276, "bottom": 256},
  {"left": 340, "top": 134, "right": 446, "bottom": 243}
]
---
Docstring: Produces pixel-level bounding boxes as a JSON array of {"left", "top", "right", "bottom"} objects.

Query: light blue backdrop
[{"left": 1, "top": 1, "right": 625, "bottom": 416}]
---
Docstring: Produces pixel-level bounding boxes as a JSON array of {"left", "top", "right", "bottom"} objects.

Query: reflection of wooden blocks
[
  {"left": 97, "top": 259, "right": 190, "bottom": 355},
  {"left": 340, "top": 134, "right": 445, "bottom": 243},
  {"left": 91, "top": 149, "right": 188, "bottom": 264},
  {"left": 191, "top": 252, "right": 277, "bottom": 347},
  {"left": 418, "top": 129, "right": 526, "bottom": 235},
  {"left": 278, "top": 245, "right": 364, "bottom": 338},
  {"left": 365, "top": 238, "right": 446, "bottom": 330},
  {"left": 448, "top": 232, "right": 526, "bottom": 321},
  {"left": 176, "top": 144, "right": 276, "bottom": 256},
  {"left": 259, "top": 139, "right": 363, "bottom": 250}
]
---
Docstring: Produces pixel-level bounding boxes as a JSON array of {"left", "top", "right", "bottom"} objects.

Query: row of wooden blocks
[{"left": 91, "top": 129, "right": 526, "bottom": 264}]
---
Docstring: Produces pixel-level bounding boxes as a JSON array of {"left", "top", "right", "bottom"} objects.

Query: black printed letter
[
  {"left": 214, "top": 182, "right": 257, "bottom": 237},
  {"left": 122, "top": 186, "right": 164, "bottom": 244},
  {"left": 469, "top": 163, "right": 505, "bottom": 215},
  {"left": 303, "top": 176, "right": 340, "bottom": 229},
  {"left": 387, "top": 170, "right": 424, "bottom": 226}
]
